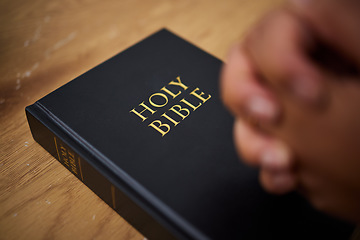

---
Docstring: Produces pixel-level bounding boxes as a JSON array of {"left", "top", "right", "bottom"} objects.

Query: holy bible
[{"left": 26, "top": 29, "right": 353, "bottom": 240}]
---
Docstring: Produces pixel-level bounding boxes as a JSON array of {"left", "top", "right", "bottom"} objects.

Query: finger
[
  {"left": 260, "top": 168, "right": 298, "bottom": 195},
  {"left": 290, "top": 0, "right": 360, "bottom": 66},
  {"left": 234, "top": 118, "right": 293, "bottom": 171},
  {"left": 244, "top": 9, "right": 326, "bottom": 105},
  {"left": 221, "top": 44, "right": 280, "bottom": 124}
]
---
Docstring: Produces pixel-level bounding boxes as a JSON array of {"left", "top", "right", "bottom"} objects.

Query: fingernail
[
  {"left": 247, "top": 96, "right": 278, "bottom": 123},
  {"left": 260, "top": 144, "right": 290, "bottom": 171},
  {"left": 291, "top": 77, "right": 322, "bottom": 103}
]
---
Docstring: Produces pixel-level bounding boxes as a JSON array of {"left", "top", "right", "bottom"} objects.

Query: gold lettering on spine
[
  {"left": 169, "top": 105, "right": 190, "bottom": 119},
  {"left": 169, "top": 76, "right": 188, "bottom": 90},
  {"left": 190, "top": 88, "right": 211, "bottom": 103},
  {"left": 54, "top": 137, "right": 62, "bottom": 162},
  {"left": 149, "top": 93, "right": 168, "bottom": 107},
  {"left": 68, "top": 151, "right": 78, "bottom": 175},
  {"left": 60, "top": 145, "right": 70, "bottom": 167},
  {"left": 130, "top": 102, "right": 156, "bottom": 121},
  {"left": 54, "top": 137, "right": 83, "bottom": 178},
  {"left": 148, "top": 120, "right": 171, "bottom": 137},
  {"left": 161, "top": 86, "right": 181, "bottom": 99}
]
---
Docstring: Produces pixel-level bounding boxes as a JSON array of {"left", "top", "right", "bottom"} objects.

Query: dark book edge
[{"left": 25, "top": 101, "right": 208, "bottom": 240}]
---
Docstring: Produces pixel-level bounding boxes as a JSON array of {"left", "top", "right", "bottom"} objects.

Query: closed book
[{"left": 26, "top": 29, "right": 353, "bottom": 240}]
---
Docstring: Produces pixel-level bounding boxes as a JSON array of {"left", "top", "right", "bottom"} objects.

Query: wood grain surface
[{"left": 0, "top": 0, "right": 283, "bottom": 239}]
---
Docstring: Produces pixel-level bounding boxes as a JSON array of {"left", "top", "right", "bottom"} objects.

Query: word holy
[{"left": 130, "top": 76, "right": 211, "bottom": 136}]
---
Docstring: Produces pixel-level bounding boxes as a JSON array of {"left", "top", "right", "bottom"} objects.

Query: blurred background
[{"left": 0, "top": 0, "right": 283, "bottom": 239}]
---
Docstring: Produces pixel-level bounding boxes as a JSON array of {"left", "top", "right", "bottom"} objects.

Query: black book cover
[{"left": 26, "top": 29, "right": 354, "bottom": 240}]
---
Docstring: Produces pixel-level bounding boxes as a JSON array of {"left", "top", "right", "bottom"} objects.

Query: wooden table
[{"left": 0, "top": 0, "right": 283, "bottom": 239}]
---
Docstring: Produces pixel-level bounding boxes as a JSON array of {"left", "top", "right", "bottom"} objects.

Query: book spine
[{"left": 25, "top": 104, "right": 179, "bottom": 240}]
